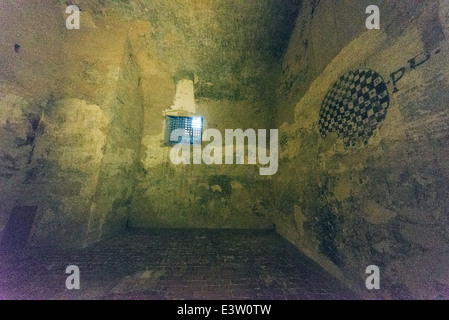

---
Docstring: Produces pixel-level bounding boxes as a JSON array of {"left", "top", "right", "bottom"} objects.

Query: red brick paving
[{"left": 0, "top": 229, "right": 358, "bottom": 300}]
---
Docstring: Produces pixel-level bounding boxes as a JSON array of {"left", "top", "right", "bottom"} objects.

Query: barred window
[{"left": 165, "top": 116, "right": 203, "bottom": 145}]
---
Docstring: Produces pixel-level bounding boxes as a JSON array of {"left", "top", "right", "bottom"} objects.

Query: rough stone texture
[
  {"left": 1, "top": 0, "right": 448, "bottom": 300},
  {"left": 95, "top": 0, "right": 300, "bottom": 102},
  {"left": 274, "top": 0, "right": 449, "bottom": 299},
  {"left": 0, "top": 88, "right": 41, "bottom": 240},
  {"left": 130, "top": 96, "right": 274, "bottom": 229},
  {"left": 0, "top": 1, "right": 289, "bottom": 244},
  {"left": 26, "top": 98, "right": 109, "bottom": 245},
  {"left": 0, "top": 2, "right": 152, "bottom": 246},
  {"left": 84, "top": 38, "right": 144, "bottom": 244}
]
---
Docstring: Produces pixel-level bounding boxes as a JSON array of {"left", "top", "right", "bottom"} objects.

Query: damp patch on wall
[{"left": 319, "top": 69, "right": 390, "bottom": 147}]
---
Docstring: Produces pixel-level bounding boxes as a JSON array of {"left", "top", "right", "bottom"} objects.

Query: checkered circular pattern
[{"left": 319, "top": 69, "right": 390, "bottom": 147}]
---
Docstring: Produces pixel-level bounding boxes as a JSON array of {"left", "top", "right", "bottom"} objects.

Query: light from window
[
  {"left": 191, "top": 117, "right": 203, "bottom": 129},
  {"left": 165, "top": 116, "right": 203, "bottom": 145}
]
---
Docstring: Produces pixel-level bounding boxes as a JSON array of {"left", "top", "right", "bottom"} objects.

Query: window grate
[{"left": 165, "top": 116, "right": 203, "bottom": 145}]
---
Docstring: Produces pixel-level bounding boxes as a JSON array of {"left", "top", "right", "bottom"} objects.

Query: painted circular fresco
[{"left": 319, "top": 69, "right": 390, "bottom": 147}]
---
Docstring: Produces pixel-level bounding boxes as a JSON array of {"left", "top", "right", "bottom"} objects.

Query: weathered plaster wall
[
  {"left": 130, "top": 93, "right": 274, "bottom": 229},
  {"left": 0, "top": 1, "right": 151, "bottom": 246},
  {"left": 3, "top": 1, "right": 447, "bottom": 300},
  {"left": 274, "top": 0, "right": 449, "bottom": 299},
  {"left": 0, "top": 1, "right": 69, "bottom": 246},
  {"left": 0, "top": 1, "right": 281, "bottom": 246},
  {"left": 84, "top": 38, "right": 144, "bottom": 244}
]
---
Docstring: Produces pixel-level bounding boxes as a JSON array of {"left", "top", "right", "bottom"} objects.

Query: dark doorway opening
[{"left": 1, "top": 206, "right": 37, "bottom": 252}]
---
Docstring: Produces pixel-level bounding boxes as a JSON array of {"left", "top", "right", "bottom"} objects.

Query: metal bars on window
[{"left": 165, "top": 116, "right": 203, "bottom": 145}]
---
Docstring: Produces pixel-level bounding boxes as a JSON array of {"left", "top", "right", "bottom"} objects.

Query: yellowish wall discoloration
[
  {"left": 275, "top": 0, "right": 449, "bottom": 299},
  {"left": 1, "top": 0, "right": 448, "bottom": 299}
]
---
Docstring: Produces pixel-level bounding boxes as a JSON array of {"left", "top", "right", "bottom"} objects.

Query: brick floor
[{"left": 0, "top": 229, "right": 358, "bottom": 300}]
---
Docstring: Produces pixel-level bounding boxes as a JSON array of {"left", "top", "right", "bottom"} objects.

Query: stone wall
[
  {"left": 0, "top": 1, "right": 277, "bottom": 246},
  {"left": 274, "top": 0, "right": 449, "bottom": 299},
  {"left": 2, "top": 0, "right": 448, "bottom": 300},
  {"left": 0, "top": 1, "right": 67, "bottom": 246},
  {"left": 0, "top": 1, "right": 148, "bottom": 247},
  {"left": 130, "top": 95, "right": 274, "bottom": 229},
  {"left": 84, "top": 38, "right": 144, "bottom": 244}
]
